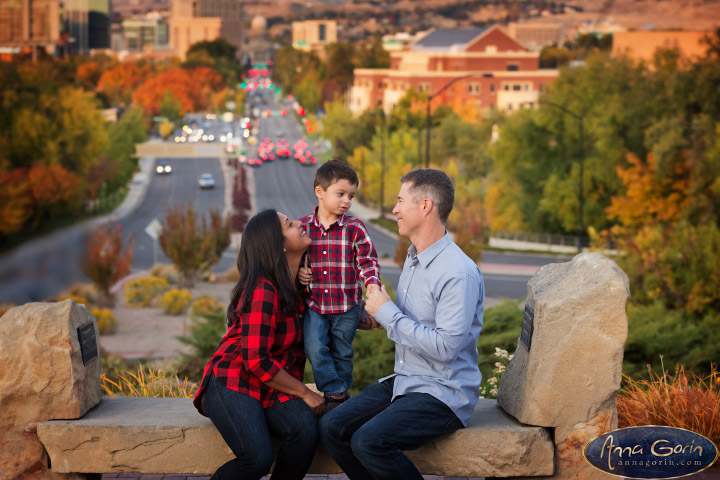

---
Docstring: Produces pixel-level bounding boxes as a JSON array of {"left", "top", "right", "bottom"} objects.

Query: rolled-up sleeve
[
  {"left": 240, "top": 283, "right": 283, "bottom": 382},
  {"left": 354, "top": 222, "right": 381, "bottom": 288}
]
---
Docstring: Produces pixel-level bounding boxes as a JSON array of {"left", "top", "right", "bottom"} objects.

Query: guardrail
[{"left": 489, "top": 230, "right": 591, "bottom": 254}]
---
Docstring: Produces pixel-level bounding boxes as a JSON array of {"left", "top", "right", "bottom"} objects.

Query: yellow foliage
[
  {"left": 57, "top": 295, "right": 89, "bottom": 306},
  {"left": 124, "top": 275, "right": 169, "bottom": 308},
  {"left": 484, "top": 180, "right": 528, "bottom": 232},
  {"left": 190, "top": 295, "right": 225, "bottom": 318},
  {"left": 101, "top": 363, "right": 198, "bottom": 398},
  {"left": 158, "top": 120, "right": 175, "bottom": 139},
  {"left": 92, "top": 308, "right": 118, "bottom": 334},
  {"left": 161, "top": 289, "right": 192, "bottom": 315}
]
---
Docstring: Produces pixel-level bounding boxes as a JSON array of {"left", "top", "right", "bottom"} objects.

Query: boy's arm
[{"left": 354, "top": 221, "right": 381, "bottom": 289}]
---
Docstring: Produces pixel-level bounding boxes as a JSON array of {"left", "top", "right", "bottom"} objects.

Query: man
[{"left": 318, "top": 169, "right": 485, "bottom": 480}]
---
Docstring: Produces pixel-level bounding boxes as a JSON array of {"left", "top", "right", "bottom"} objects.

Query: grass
[
  {"left": 617, "top": 358, "right": 720, "bottom": 446},
  {"left": 101, "top": 362, "right": 198, "bottom": 398},
  {"left": 369, "top": 216, "right": 398, "bottom": 233}
]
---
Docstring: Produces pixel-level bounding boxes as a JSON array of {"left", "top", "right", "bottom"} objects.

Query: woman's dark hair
[{"left": 226, "top": 209, "right": 300, "bottom": 325}]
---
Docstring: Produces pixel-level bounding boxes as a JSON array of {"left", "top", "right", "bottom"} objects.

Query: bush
[
  {"left": 124, "top": 275, "right": 169, "bottom": 307},
  {"left": 66, "top": 283, "right": 99, "bottom": 305},
  {"left": 190, "top": 295, "right": 225, "bottom": 318},
  {"left": 175, "top": 310, "right": 227, "bottom": 382},
  {"left": 349, "top": 328, "right": 396, "bottom": 396},
  {"left": 161, "top": 289, "right": 192, "bottom": 315},
  {"left": 92, "top": 308, "right": 118, "bottom": 334},
  {"left": 101, "top": 362, "right": 198, "bottom": 398},
  {"left": 149, "top": 263, "right": 179, "bottom": 285},
  {"left": 617, "top": 361, "right": 720, "bottom": 446},
  {"left": 222, "top": 265, "right": 240, "bottom": 283},
  {"left": 57, "top": 294, "right": 89, "bottom": 306}
]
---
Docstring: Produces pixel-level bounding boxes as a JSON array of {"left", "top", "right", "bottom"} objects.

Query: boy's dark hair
[
  {"left": 400, "top": 169, "right": 455, "bottom": 224},
  {"left": 314, "top": 159, "right": 359, "bottom": 190}
]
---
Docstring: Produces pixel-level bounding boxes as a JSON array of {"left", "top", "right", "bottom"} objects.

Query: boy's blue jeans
[
  {"left": 304, "top": 302, "right": 362, "bottom": 395},
  {"left": 319, "top": 376, "right": 464, "bottom": 480}
]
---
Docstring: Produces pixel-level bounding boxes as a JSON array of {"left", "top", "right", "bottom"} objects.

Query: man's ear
[{"left": 421, "top": 197, "right": 433, "bottom": 217}]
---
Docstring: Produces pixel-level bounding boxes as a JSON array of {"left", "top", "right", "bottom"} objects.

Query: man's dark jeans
[
  {"left": 319, "top": 377, "right": 464, "bottom": 480},
  {"left": 203, "top": 373, "right": 319, "bottom": 480}
]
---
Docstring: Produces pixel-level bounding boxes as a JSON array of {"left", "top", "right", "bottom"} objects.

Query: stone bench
[
  {"left": 2, "top": 252, "right": 630, "bottom": 480},
  {"left": 37, "top": 397, "right": 554, "bottom": 477}
]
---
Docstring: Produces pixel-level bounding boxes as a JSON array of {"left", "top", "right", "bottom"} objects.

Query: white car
[{"left": 198, "top": 173, "right": 215, "bottom": 189}]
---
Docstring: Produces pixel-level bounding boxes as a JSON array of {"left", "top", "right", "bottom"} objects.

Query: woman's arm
[{"left": 264, "top": 370, "right": 325, "bottom": 416}]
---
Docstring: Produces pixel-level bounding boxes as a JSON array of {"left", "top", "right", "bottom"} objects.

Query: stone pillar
[
  {"left": 497, "top": 252, "right": 630, "bottom": 480},
  {"left": 0, "top": 300, "right": 101, "bottom": 480}
]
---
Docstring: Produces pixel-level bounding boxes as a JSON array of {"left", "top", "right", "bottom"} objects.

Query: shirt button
[
  {"left": 323, "top": 232, "right": 326, "bottom": 235},
  {"left": 403, "top": 289, "right": 407, "bottom": 293},
  {"left": 411, "top": 266, "right": 415, "bottom": 270},
  {"left": 323, "top": 271, "right": 327, "bottom": 274},
  {"left": 325, "top": 289, "right": 328, "bottom": 293},
  {"left": 323, "top": 251, "right": 327, "bottom": 255},
  {"left": 399, "top": 360, "right": 404, "bottom": 364}
]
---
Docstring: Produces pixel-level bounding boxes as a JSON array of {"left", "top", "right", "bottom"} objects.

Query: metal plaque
[
  {"left": 76, "top": 320, "right": 98, "bottom": 366},
  {"left": 519, "top": 304, "right": 534, "bottom": 351}
]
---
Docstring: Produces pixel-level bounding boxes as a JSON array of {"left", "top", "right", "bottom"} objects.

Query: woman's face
[{"left": 278, "top": 213, "right": 311, "bottom": 254}]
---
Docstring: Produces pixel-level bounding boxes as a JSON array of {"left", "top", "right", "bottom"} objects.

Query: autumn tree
[
  {"left": 159, "top": 204, "right": 231, "bottom": 287},
  {"left": 27, "top": 164, "right": 84, "bottom": 224},
  {"left": 83, "top": 222, "right": 134, "bottom": 306},
  {"left": 0, "top": 170, "right": 31, "bottom": 239},
  {"left": 97, "top": 61, "right": 153, "bottom": 106}
]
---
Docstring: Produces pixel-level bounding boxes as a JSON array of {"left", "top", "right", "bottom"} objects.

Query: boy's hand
[
  {"left": 298, "top": 267, "right": 312, "bottom": 286},
  {"left": 366, "top": 283, "right": 380, "bottom": 295},
  {"left": 365, "top": 284, "right": 391, "bottom": 318}
]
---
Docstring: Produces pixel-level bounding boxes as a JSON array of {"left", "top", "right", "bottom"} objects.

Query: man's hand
[
  {"left": 298, "top": 267, "right": 312, "bottom": 286},
  {"left": 365, "top": 284, "right": 391, "bottom": 318}
]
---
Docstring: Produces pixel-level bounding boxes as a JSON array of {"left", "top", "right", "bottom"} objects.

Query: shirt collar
[
  {"left": 408, "top": 232, "right": 451, "bottom": 268},
  {"left": 310, "top": 206, "right": 347, "bottom": 230}
]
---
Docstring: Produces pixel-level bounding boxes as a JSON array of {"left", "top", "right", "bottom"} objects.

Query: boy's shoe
[{"left": 323, "top": 391, "right": 351, "bottom": 414}]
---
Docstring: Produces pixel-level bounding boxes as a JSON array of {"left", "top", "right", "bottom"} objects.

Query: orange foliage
[
  {"left": 0, "top": 169, "right": 31, "bottom": 236},
  {"left": 83, "top": 222, "right": 134, "bottom": 305},
  {"left": 76, "top": 61, "right": 102, "bottom": 90},
  {"left": 27, "top": 163, "right": 83, "bottom": 209},
  {"left": 617, "top": 361, "right": 720, "bottom": 446},
  {"left": 606, "top": 152, "right": 690, "bottom": 228},
  {"left": 132, "top": 68, "right": 205, "bottom": 116},
  {"left": 98, "top": 62, "right": 153, "bottom": 105},
  {"left": 190, "top": 66, "right": 225, "bottom": 93}
]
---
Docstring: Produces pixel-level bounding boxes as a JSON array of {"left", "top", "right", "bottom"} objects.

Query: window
[
  {"left": 319, "top": 24, "right": 326, "bottom": 42},
  {"left": 513, "top": 84, "right": 521, "bottom": 91},
  {"left": 418, "top": 82, "right": 431, "bottom": 93},
  {"left": 507, "top": 64, "right": 519, "bottom": 71},
  {"left": 378, "top": 82, "right": 383, "bottom": 88},
  {"left": 468, "top": 82, "right": 480, "bottom": 95},
  {"left": 525, "top": 83, "right": 530, "bottom": 91},
  {"left": 490, "top": 83, "right": 495, "bottom": 93},
  {"left": 504, "top": 84, "right": 510, "bottom": 91}
]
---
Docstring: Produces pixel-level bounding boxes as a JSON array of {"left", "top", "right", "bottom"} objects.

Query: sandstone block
[
  {"left": 38, "top": 397, "right": 554, "bottom": 477},
  {"left": 497, "top": 252, "right": 629, "bottom": 428}
]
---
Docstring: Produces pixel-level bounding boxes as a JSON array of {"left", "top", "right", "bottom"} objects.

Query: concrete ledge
[{"left": 37, "top": 397, "right": 553, "bottom": 477}]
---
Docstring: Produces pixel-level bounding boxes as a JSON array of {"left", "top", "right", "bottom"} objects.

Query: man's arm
[{"left": 366, "top": 274, "right": 481, "bottom": 363}]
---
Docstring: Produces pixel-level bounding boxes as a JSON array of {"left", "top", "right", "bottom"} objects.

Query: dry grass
[
  {"left": 617, "top": 358, "right": 720, "bottom": 446},
  {"left": 101, "top": 363, "right": 198, "bottom": 398}
]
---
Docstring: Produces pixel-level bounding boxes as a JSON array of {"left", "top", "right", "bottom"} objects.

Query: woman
[{"left": 193, "top": 209, "right": 325, "bottom": 480}]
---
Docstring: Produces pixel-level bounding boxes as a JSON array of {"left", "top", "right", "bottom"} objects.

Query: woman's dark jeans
[{"left": 203, "top": 373, "right": 319, "bottom": 480}]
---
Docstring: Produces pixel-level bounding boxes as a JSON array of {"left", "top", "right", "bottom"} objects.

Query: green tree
[{"left": 106, "top": 107, "right": 148, "bottom": 192}]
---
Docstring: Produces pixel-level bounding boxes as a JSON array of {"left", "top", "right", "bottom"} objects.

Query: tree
[
  {"left": 83, "top": 222, "right": 134, "bottom": 306},
  {"left": 27, "top": 164, "right": 84, "bottom": 223},
  {"left": 159, "top": 204, "right": 231, "bottom": 287},
  {"left": 186, "top": 38, "right": 237, "bottom": 61},
  {"left": 0, "top": 170, "right": 31, "bottom": 238},
  {"left": 97, "top": 62, "right": 153, "bottom": 106}
]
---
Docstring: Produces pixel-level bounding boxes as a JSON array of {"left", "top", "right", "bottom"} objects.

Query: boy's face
[{"left": 316, "top": 179, "right": 357, "bottom": 218}]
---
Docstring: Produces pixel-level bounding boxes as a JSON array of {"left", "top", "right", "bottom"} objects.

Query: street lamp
[
  {"left": 540, "top": 99, "right": 585, "bottom": 253},
  {"left": 425, "top": 74, "right": 475, "bottom": 168},
  {"left": 379, "top": 110, "right": 386, "bottom": 217}
]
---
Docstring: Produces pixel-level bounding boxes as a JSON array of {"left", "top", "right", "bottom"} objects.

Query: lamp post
[
  {"left": 425, "top": 74, "right": 475, "bottom": 168},
  {"left": 540, "top": 99, "right": 585, "bottom": 253},
  {"left": 379, "top": 110, "right": 386, "bottom": 218}
]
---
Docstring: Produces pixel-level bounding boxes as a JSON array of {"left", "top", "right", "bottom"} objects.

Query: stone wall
[{"left": 0, "top": 300, "right": 101, "bottom": 480}]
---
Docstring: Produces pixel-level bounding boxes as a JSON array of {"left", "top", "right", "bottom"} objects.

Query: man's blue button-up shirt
[{"left": 376, "top": 233, "right": 484, "bottom": 426}]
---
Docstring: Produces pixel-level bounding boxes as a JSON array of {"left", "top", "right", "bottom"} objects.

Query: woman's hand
[
  {"left": 298, "top": 267, "right": 312, "bottom": 286},
  {"left": 301, "top": 388, "right": 325, "bottom": 417}
]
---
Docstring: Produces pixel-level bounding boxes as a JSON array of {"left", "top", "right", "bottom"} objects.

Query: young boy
[{"left": 299, "top": 159, "right": 381, "bottom": 411}]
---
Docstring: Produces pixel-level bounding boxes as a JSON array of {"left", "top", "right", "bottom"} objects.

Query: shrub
[
  {"left": 190, "top": 295, "right": 225, "bottom": 318},
  {"left": 617, "top": 360, "right": 720, "bottom": 446},
  {"left": 66, "top": 283, "right": 99, "bottom": 305},
  {"left": 92, "top": 308, "right": 118, "bottom": 334},
  {"left": 222, "top": 265, "right": 240, "bottom": 283},
  {"left": 101, "top": 362, "right": 198, "bottom": 398},
  {"left": 57, "top": 294, "right": 89, "bottom": 306},
  {"left": 175, "top": 310, "right": 227, "bottom": 382},
  {"left": 149, "top": 263, "right": 179, "bottom": 285},
  {"left": 83, "top": 222, "right": 134, "bottom": 306},
  {"left": 161, "top": 289, "right": 192, "bottom": 315},
  {"left": 479, "top": 347, "right": 513, "bottom": 399},
  {"left": 477, "top": 299, "right": 524, "bottom": 380},
  {"left": 124, "top": 275, "right": 169, "bottom": 307}
]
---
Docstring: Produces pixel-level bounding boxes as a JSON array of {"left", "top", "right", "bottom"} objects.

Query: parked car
[
  {"left": 198, "top": 173, "right": 215, "bottom": 189},
  {"left": 156, "top": 162, "right": 172, "bottom": 174}
]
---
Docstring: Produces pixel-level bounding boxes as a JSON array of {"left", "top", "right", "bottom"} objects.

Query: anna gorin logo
[{"left": 584, "top": 426, "right": 718, "bottom": 479}]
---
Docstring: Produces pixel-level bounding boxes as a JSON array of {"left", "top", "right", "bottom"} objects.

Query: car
[
  {"left": 198, "top": 173, "right": 215, "bottom": 189},
  {"left": 156, "top": 162, "right": 172, "bottom": 174},
  {"left": 247, "top": 158, "right": 263, "bottom": 168}
]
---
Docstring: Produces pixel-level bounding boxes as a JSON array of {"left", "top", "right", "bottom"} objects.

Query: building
[
  {"left": 244, "top": 15, "right": 272, "bottom": 63},
  {"left": 116, "top": 12, "right": 169, "bottom": 54},
  {"left": 65, "top": 0, "right": 112, "bottom": 54},
  {"left": 612, "top": 30, "right": 709, "bottom": 63},
  {"left": 349, "top": 26, "right": 559, "bottom": 115},
  {"left": 292, "top": 19, "right": 337, "bottom": 55},
  {"left": 0, "top": 0, "right": 60, "bottom": 58},
  {"left": 169, "top": 0, "right": 243, "bottom": 60},
  {"left": 382, "top": 31, "right": 430, "bottom": 52},
  {"left": 507, "top": 21, "right": 565, "bottom": 51}
]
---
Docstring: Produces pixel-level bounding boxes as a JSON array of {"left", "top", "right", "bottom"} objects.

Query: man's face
[{"left": 393, "top": 182, "right": 423, "bottom": 237}]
